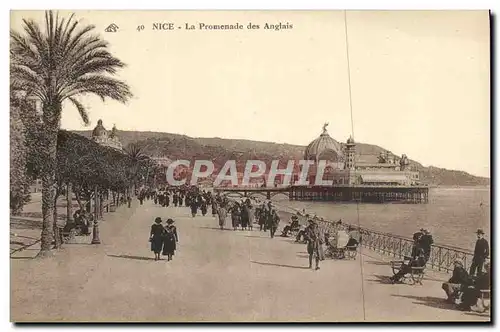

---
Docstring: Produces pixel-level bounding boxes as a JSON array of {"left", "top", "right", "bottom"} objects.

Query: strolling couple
[{"left": 150, "top": 217, "right": 179, "bottom": 261}]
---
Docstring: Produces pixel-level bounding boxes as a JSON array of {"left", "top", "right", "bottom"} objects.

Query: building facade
[
  {"left": 91, "top": 119, "right": 123, "bottom": 151},
  {"left": 299, "top": 124, "right": 420, "bottom": 187}
]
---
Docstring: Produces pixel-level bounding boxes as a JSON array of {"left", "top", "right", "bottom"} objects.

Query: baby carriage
[{"left": 326, "top": 230, "right": 358, "bottom": 260}]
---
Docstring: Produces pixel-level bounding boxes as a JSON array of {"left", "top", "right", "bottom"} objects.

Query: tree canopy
[{"left": 57, "top": 131, "right": 135, "bottom": 192}]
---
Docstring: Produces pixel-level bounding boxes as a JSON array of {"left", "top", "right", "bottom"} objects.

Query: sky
[{"left": 10, "top": 10, "right": 490, "bottom": 177}]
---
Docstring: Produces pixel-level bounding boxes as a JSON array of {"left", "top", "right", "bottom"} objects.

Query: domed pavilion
[{"left": 304, "top": 123, "right": 345, "bottom": 165}]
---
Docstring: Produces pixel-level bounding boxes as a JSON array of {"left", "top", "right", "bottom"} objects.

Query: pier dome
[{"left": 304, "top": 123, "right": 343, "bottom": 162}]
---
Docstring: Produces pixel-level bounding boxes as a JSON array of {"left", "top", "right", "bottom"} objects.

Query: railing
[{"left": 316, "top": 220, "right": 474, "bottom": 273}]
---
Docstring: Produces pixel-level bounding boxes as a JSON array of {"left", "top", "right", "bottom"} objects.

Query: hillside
[{"left": 73, "top": 130, "right": 490, "bottom": 187}]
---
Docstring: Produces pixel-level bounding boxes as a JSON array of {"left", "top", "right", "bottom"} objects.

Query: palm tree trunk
[
  {"left": 38, "top": 126, "right": 58, "bottom": 257},
  {"left": 53, "top": 189, "right": 62, "bottom": 249},
  {"left": 66, "top": 182, "right": 73, "bottom": 223}
]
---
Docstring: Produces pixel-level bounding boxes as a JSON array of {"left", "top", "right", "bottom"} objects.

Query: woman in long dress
[
  {"left": 190, "top": 200, "right": 198, "bottom": 217},
  {"left": 150, "top": 217, "right": 164, "bottom": 261},
  {"left": 241, "top": 204, "right": 249, "bottom": 230},
  {"left": 162, "top": 219, "right": 178, "bottom": 261},
  {"left": 231, "top": 203, "right": 241, "bottom": 231},
  {"left": 246, "top": 200, "right": 255, "bottom": 231},
  {"left": 211, "top": 200, "right": 218, "bottom": 217},
  {"left": 217, "top": 205, "right": 227, "bottom": 230},
  {"left": 200, "top": 199, "right": 208, "bottom": 216}
]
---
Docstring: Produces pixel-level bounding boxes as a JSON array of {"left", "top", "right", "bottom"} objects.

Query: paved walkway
[{"left": 10, "top": 200, "right": 490, "bottom": 322}]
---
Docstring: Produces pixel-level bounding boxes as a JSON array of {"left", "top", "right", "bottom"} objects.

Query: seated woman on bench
[
  {"left": 389, "top": 247, "right": 426, "bottom": 283},
  {"left": 281, "top": 215, "right": 300, "bottom": 237}
]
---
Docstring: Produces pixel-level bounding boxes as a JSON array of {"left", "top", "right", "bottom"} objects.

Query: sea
[{"left": 268, "top": 187, "right": 490, "bottom": 251}]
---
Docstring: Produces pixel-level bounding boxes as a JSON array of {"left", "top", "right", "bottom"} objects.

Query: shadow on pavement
[
  {"left": 10, "top": 256, "right": 35, "bottom": 260},
  {"left": 250, "top": 260, "right": 309, "bottom": 270},
  {"left": 198, "top": 226, "right": 224, "bottom": 231},
  {"left": 107, "top": 254, "right": 156, "bottom": 261},
  {"left": 391, "top": 294, "right": 458, "bottom": 311},
  {"left": 366, "top": 260, "right": 390, "bottom": 266},
  {"left": 367, "top": 274, "right": 394, "bottom": 284},
  {"left": 464, "top": 311, "right": 491, "bottom": 318}
]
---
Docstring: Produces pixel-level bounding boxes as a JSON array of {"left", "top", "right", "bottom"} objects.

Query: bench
[
  {"left": 479, "top": 289, "right": 490, "bottom": 312},
  {"left": 345, "top": 245, "right": 358, "bottom": 259},
  {"left": 325, "top": 245, "right": 358, "bottom": 260},
  {"left": 390, "top": 260, "right": 425, "bottom": 285}
]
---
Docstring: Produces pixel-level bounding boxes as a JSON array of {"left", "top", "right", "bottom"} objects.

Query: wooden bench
[{"left": 390, "top": 260, "right": 425, "bottom": 285}]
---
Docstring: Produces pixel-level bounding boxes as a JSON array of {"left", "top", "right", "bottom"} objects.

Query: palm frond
[
  {"left": 64, "top": 75, "right": 132, "bottom": 103},
  {"left": 11, "top": 10, "right": 132, "bottom": 112},
  {"left": 67, "top": 96, "right": 90, "bottom": 126}
]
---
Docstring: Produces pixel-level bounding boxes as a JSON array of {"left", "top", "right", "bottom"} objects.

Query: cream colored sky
[{"left": 10, "top": 10, "right": 490, "bottom": 177}]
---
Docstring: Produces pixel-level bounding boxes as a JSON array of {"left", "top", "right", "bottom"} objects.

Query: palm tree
[
  {"left": 124, "top": 143, "right": 150, "bottom": 192},
  {"left": 10, "top": 11, "right": 132, "bottom": 257}
]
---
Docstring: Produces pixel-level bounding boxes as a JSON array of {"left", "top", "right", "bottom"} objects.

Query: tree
[
  {"left": 10, "top": 11, "right": 132, "bottom": 257},
  {"left": 125, "top": 143, "right": 150, "bottom": 191},
  {"left": 10, "top": 94, "right": 31, "bottom": 215}
]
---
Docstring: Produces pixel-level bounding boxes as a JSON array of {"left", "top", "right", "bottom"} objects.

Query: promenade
[{"left": 10, "top": 199, "right": 490, "bottom": 322}]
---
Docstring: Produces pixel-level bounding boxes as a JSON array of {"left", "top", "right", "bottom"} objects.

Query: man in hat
[
  {"left": 305, "top": 219, "right": 321, "bottom": 270},
  {"left": 469, "top": 229, "right": 489, "bottom": 277},
  {"left": 442, "top": 260, "right": 471, "bottom": 303},
  {"left": 419, "top": 229, "right": 434, "bottom": 263}
]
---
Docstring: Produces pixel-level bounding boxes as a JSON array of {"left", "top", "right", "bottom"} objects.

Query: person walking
[
  {"left": 469, "top": 229, "right": 489, "bottom": 276},
  {"left": 162, "top": 219, "right": 178, "bottom": 261},
  {"left": 165, "top": 193, "right": 170, "bottom": 207},
  {"left": 201, "top": 199, "right": 208, "bottom": 216},
  {"left": 305, "top": 219, "right": 321, "bottom": 270},
  {"left": 211, "top": 200, "right": 218, "bottom": 217},
  {"left": 149, "top": 217, "right": 164, "bottom": 261},
  {"left": 190, "top": 199, "right": 198, "bottom": 218},
  {"left": 246, "top": 199, "right": 255, "bottom": 231},
  {"left": 173, "top": 192, "right": 179, "bottom": 207},
  {"left": 217, "top": 204, "right": 227, "bottom": 230},
  {"left": 231, "top": 203, "right": 241, "bottom": 231},
  {"left": 269, "top": 209, "right": 280, "bottom": 238}
]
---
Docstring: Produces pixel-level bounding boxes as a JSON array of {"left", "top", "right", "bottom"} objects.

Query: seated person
[
  {"left": 346, "top": 236, "right": 359, "bottom": 248},
  {"left": 389, "top": 248, "right": 426, "bottom": 283},
  {"left": 281, "top": 215, "right": 300, "bottom": 237},
  {"left": 458, "top": 261, "right": 490, "bottom": 311},
  {"left": 76, "top": 211, "right": 91, "bottom": 235},
  {"left": 295, "top": 227, "right": 308, "bottom": 243},
  {"left": 442, "top": 260, "right": 471, "bottom": 303}
]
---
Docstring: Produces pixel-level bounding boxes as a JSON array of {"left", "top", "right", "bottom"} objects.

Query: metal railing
[
  {"left": 231, "top": 198, "right": 475, "bottom": 274},
  {"left": 317, "top": 220, "right": 474, "bottom": 273}
]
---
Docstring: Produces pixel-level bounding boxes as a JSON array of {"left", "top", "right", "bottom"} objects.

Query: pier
[{"left": 214, "top": 184, "right": 430, "bottom": 204}]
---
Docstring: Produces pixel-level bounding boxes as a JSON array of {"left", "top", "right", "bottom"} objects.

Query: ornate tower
[{"left": 345, "top": 136, "right": 356, "bottom": 170}]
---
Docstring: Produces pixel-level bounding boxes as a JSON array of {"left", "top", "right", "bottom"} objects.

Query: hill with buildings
[{"left": 73, "top": 128, "right": 490, "bottom": 187}]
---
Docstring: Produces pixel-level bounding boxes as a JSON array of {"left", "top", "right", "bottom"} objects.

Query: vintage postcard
[{"left": 9, "top": 10, "right": 490, "bottom": 323}]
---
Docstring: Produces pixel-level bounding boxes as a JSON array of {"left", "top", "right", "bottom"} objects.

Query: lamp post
[{"left": 91, "top": 185, "right": 101, "bottom": 244}]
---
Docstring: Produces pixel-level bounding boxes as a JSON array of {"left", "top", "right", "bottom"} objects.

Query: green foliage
[
  {"left": 10, "top": 102, "right": 32, "bottom": 214},
  {"left": 57, "top": 131, "right": 135, "bottom": 192}
]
